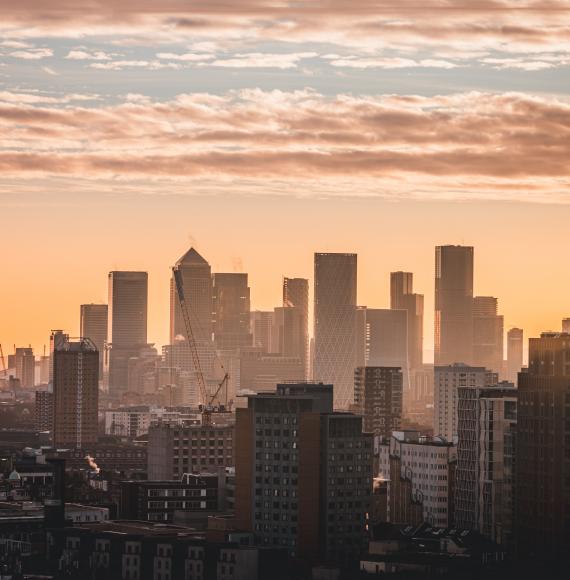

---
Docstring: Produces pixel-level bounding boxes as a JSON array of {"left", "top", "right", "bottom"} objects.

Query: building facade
[
  {"left": 472, "top": 297, "right": 504, "bottom": 377},
  {"left": 282, "top": 277, "right": 309, "bottom": 379},
  {"left": 80, "top": 303, "right": 108, "bottom": 377},
  {"left": 313, "top": 253, "right": 358, "bottom": 409},
  {"left": 435, "top": 245, "right": 474, "bottom": 366},
  {"left": 212, "top": 273, "right": 252, "bottom": 350}
]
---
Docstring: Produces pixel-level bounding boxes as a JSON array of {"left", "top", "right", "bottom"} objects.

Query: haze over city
[{"left": 2, "top": 2, "right": 570, "bottom": 579}]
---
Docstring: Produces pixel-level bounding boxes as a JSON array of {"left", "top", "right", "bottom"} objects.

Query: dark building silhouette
[{"left": 516, "top": 332, "right": 570, "bottom": 561}]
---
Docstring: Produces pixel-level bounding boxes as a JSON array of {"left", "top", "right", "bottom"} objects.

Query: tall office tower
[
  {"left": 80, "top": 303, "right": 108, "bottom": 377},
  {"left": 212, "top": 273, "right": 252, "bottom": 350},
  {"left": 15, "top": 347, "right": 35, "bottom": 388},
  {"left": 272, "top": 307, "right": 305, "bottom": 360},
  {"left": 435, "top": 245, "right": 474, "bottom": 366},
  {"left": 562, "top": 318, "right": 570, "bottom": 333},
  {"left": 434, "top": 364, "right": 498, "bottom": 441},
  {"left": 455, "top": 382, "right": 517, "bottom": 546},
  {"left": 313, "top": 253, "right": 358, "bottom": 409},
  {"left": 366, "top": 309, "right": 409, "bottom": 389},
  {"left": 235, "top": 383, "right": 372, "bottom": 562},
  {"left": 170, "top": 247, "right": 212, "bottom": 344},
  {"left": 239, "top": 349, "right": 304, "bottom": 393},
  {"left": 390, "top": 272, "right": 424, "bottom": 370},
  {"left": 472, "top": 296, "right": 504, "bottom": 376},
  {"left": 506, "top": 327, "right": 523, "bottom": 384},
  {"left": 354, "top": 366, "right": 403, "bottom": 438},
  {"left": 516, "top": 332, "right": 570, "bottom": 559},
  {"left": 283, "top": 277, "right": 309, "bottom": 378},
  {"left": 355, "top": 306, "right": 368, "bottom": 369},
  {"left": 107, "top": 271, "right": 148, "bottom": 397},
  {"left": 52, "top": 334, "right": 99, "bottom": 447},
  {"left": 250, "top": 310, "right": 274, "bottom": 353},
  {"left": 377, "top": 431, "right": 457, "bottom": 528}
]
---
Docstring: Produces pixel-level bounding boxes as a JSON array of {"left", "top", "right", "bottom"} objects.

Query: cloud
[
  {"left": 0, "top": 89, "right": 568, "bottom": 202},
  {"left": 89, "top": 59, "right": 182, "bottom": 70},
  {"left": 1, "top": 1, "right": 570, "bottom": 65},
  {"left": 209, "top": 52, "right": 318, "bottom": 69},
  {"left": 324, "top": 55, "right": 460, "bottom": 69},
  {"left": 66, "top": 49, "right": 115, "bottom": 60},
  {"left": 8, "top": 48, "right": 53, "bottom": 60},
  {"left": 156, "top": 51, "right": 213, "bottom": 61}
]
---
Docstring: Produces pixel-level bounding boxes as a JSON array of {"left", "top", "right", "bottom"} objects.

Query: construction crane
[
  {"left": 0, "top": 344, "right": 7, "bottom": 379},
  {"left": 173, "top": 267, "right": 230, "bottom": 425}
]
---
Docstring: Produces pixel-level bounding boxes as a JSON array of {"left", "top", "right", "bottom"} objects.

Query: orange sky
[{"left": 1, "top": 194, "right": 567, "bottom": 363}]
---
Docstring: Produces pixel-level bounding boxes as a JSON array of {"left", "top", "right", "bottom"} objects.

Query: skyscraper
[
  {"left": 391, "top": 272, "right": 424, "bottom": 370},
  {"left": 506, "top": 327, "right": 523, "bottom": 384},
  {"left": 313, "top": 253, "right": 357, "bottom": 409},
  {"left": 366, "top": 308, "right": 408, "bottom": 374},
  {"left": 283, "top": 277, "right": 309, "bottom": 378},
  {"left": 235, "top": 383, "right": 372, "bottom": 562},
  {"left": 435, "top": 245, "right": 474, "bottom": 366},
  {"left": 52, "top": 333, "right": 99, "bottom": 446},
  {"left": 250, "top": 310, "right": 274, "bottom": 353},
  {"left": 14, "top": 347, "right": 35, "bottom": 388},
  {"left": 80, "top": 303, "right": 108, "bottom": 377},
  {"left": 170, "top": 248, "right": 213, "bottom": 344},
  {"left": 516, "top": 332, "right": 570, "bottom": 560},
  {"left": 107, "top": 271, "right": 148, "bottom": 397},
  {"left": 455, "top": 381, "right": 517, "bottom": 546},
  {"left": 212, "top": 273, "right": 252, "bottom": 350},
  {"left": 472, "top": 296, "right": 504, "bottom": 376},
  {"left": 562, "top": 318, "right": 570, "bottom": 333}
]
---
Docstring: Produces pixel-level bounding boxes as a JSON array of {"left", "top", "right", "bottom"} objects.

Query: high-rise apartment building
[
  {"left": 15, "top": 347, "right": 35, "bottom": 388},
  {"left": 377, "top": 431, "right": 457, "bottom": 528},
  {"left": 435, "top": 245, "right": 474, "bottom": 366},
  {"left": 516, "top": 332, "right": 570, "bottom": 559},
  {"left": 283, "top": 277, "right": 309, "bottom": 378},
  {"left": 434, "top": 364, "right": 498, "bottom": 441},
  {"left": 235, "top": 383, "right": 372, "bottom": 563},
  {"left": 212, "top": 273, "right": 252, "bottom": 350},
  {"left": 506, "top": 327, "right": 523, "bottom": 384},
  {"left": 35, "top": 390, "right": 54, "bottom": 432},
  {"left": 170, "top": 248, "right": 213, "bottom": 344},
  {"left": 313, "top": 253, "right": 358, "bottom": 409},
  {"left": 52, "top": 334, "right": 99, "bottom": 447},
  {"left": 80, "top": 303, "right": 108, "bottom": 377},
  {"left": 354, "top": 366, "right": 403, "bottom": 438},
  {"left": 390, "top": 272, "right": 424, "bottom": 370},
  {"left": 472, "top": 297, "right": 504, "bottom": 376},
  {"left": 107, "top": 271, "right": 148, "bottom": 397},
  {"left": 455, "top": 382, "right": 517, "bottom": 546}
]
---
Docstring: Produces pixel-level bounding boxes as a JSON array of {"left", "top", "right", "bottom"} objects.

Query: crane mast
[{"left": 173, "top": 267, "right": 231, "bottom": 425}]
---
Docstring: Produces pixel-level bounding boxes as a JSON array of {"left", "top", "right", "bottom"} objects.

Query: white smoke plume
[{"left": 85, "top": 454, "right": 100, "bottom": 474}]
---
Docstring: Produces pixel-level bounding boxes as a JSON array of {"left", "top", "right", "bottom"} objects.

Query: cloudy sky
[{"left": 2, "top": 1, "right": 570, "bottom": 357}]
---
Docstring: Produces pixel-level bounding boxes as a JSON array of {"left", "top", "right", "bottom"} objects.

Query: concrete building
[
  {"left": 454, "top": 382, "right": 517, "bottom": 546},
  {"left": 108, "top": 271, "right": 148, "bottom": 397},
  {"left": 120, "top": 474, "right": 220, "bottom": 522},
  {"left": 354, "top": 367, "right": 403, "bottom": 438},
  {"left": 390, "top": 272, "right": 424, "bottom": 371},
  {"left": 472, "top": 297, "right": 504, "bottom": 376},
  {"left": 313, "top": 253, "right": 358, "bottom": 410},
  {"left": 377, "top": 431, "right": 457, "bottom": 528},
  {"left": 52, "top": 334, "right": 99, "bottom": 447},
  {"left": 14, "top": 347, "right": 35, "bottom": 388},
  {"left": 283, "top": 277, "right": 309, "bottom": 378},
  {"left": 235, "top": 383, "right": 372, "bottom": 563},
  {"left": 104, "top": 407, "right": 202, "bottom": 438},
  {"left": 434, "top": 364, "right": 498, "bottom": 441},
  {"left": 148, "top": 422, "right": 234, "bottom": 480},
  {"left": 34, "top": 390, "right": 54, "bottom": 432},
  {"left": 212, "top": 273, "right": 252, "bottom": 350},
  {"left": 170, "top": 247, "right": 213, "bottom": 345},
  {"left": 516, "top": 332, "right": 570, "bottom": 560},
  {"left": 563, "top": 318, "right": 570, "bottom": 333},
  {"left": 435, "top": 245, "right": 474, "bottom": 366},
  {"left": 80, "top": 303, "right": 108, "bottom": 377},
  {"left": 506, "top": 328, "right": 523, "bottom": 385}
]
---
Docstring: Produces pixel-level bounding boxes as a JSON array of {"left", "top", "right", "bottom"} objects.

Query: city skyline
[{"left": 2, "top": 232, "right": 568, "bottom": 362}]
